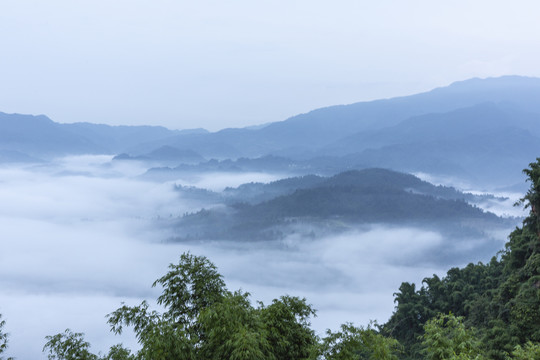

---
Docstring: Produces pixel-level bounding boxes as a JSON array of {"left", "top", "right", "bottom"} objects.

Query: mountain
[
  {"left": 0, "top": 112, "right": 202, "bottom": 160},
  {"left": 128, "top": 76, "right": 540, "bottom": 158},
  {"left": 0, "top": 112, "right": 104, "bottom": 158},
  {"left": 173, "top": 169, "right": 511, "bottom": 252},
  {"left": 310, "top": 102, "right": 540, "bottom": 187},
  {"left": 3, "top": 76, "right": 540, "bottom": 188},
  {"left": 322, "top": 102, "right": 540, "bottom": 155},
  {"left": 124, "top": 76, "right": 540, "bottom": 187},
  {"left": 0, "top": 149, "right": 44, "bottom": 163}
]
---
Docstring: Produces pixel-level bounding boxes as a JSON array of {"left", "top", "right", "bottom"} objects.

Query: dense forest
[
  {"left": 382, "top": 159, "right": 540, "bottom": 359},
  {"left": 2, "top": 161, "right": 540, "bottom": 359}
]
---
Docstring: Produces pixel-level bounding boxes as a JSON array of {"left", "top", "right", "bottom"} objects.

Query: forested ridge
[
  {"left": 2, "top": 162, "right": 540, "bottom": 359},
  {"left": 174, "top": 169, "right": 507, "bottom": 242},
  {"left": 383, "top": 159, "right": 540, "bottom": 359}
]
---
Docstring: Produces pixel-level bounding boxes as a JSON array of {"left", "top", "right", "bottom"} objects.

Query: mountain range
[{"left": 2, "top": 75, "right": 540, "bottom": 188}]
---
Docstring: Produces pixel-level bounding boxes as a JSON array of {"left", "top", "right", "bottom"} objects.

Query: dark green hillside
[{"left": 382, "top": 158, "right": 540, "bottom": 359}]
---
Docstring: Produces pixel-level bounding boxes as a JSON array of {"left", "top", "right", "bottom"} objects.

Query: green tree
[
  {"left": 319, "top": 323, "right": 400, "bottom": 360},
  {"left": 101, "top": 344, "right": 135, "bottom": 360},
  {"left": 259, "top": 296, "right": 318, "bottom": 360},
  {"left": 152, "top": 252, "right": 226, "bottom": 330},
  {"left": 106, "top": 252, "right": 227, "bottom": 359},
  {"left": 197, "top": 291, "right": 273, "bottom": 360},
  {"left": 421, "top": 313, "right": 485, "bottom": 360},
  {"left": 510, "top": 341, "right": 540, "bottom": 360},
  {"left": 105, "top": 253, "right": 318, "bottom": 359},
  {"left": 0, "top": 314, "right": 13, "bottom": 360},
  {"left": 43, "top": 329, "right": 98, "bottom": 360}
]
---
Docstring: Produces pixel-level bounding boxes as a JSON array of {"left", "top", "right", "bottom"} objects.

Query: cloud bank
[{"left": 0, "top": 156, "right": 512, "bottom": 359}]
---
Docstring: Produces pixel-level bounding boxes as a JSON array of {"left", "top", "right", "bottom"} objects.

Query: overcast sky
[{"left": 1, "top": 1, "right": 540, "bottom": 130}]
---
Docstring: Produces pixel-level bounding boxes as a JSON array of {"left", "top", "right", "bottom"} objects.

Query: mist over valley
[{"left": 1, "top": 76, "right": 538, "bottom": 359}]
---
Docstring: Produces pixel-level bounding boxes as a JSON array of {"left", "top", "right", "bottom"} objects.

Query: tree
[
  {"left": 152, "top": 252, "right": 227, "bottom": 330},
  {"left": 0, "top": 314, "right": 13, "bottom": 360},
  {"left": 197, "top": 291, "right": 273, "bottom": 360},
  {"left": 43, "top": 329, "right": 98, "bottom": 360},
  {"left": 510, "top": 341, "right": 540, "bottom": 360},
  {"left": 105, "top": 252, "right": 318, "bottom": 359},
  {"left": 421, "top": 313, "right": 485, "bottom": 360},
  {"left": 319, "top": 323, "right": 401, "bottom": 360},
  {"left": 259, "top": 296, "right": 318, "bottom": 360}
]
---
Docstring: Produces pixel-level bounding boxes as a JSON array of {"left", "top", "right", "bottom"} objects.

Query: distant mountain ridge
[
  {"left": 2, "top": 75, "right": 540, "bottom": 187},
  {"left": 0, "top": 112, "right": 206, "bottom": 160},
  {"left": 172, "top": 169, "right": 511, "bottom": 262}
]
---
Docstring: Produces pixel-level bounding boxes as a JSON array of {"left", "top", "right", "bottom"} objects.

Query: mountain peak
[{"left": 441, "top": 75, "right": 540, "bottom": 93}]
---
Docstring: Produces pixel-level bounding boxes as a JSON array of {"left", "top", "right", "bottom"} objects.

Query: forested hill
[
  {"left": 382, "top": 159, "right": 540, "bottom": 359},
  {"left": 173, "top": 168, "right": 508, "bottom": 243}
]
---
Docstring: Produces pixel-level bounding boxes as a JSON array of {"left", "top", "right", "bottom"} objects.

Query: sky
[{"left": 1, "top": 1, "right": 540, "bottom": 130}]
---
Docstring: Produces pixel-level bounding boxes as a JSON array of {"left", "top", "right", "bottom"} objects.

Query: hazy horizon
[{"left": 2, "top": 1, "right": 540, "bottom": 131}]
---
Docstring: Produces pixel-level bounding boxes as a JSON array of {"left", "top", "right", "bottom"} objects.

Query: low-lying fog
[{"left": 0, "top": 156, "right": 519, "bottom": 359}]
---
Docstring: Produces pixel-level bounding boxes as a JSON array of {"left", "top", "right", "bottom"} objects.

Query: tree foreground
[
  {"left": 384, "top": 158, "right": 540, "bottom": 359},
  {"left": 42, "top": 253, "right": 400, "bottom": 360},
  {"left": 6, "top": 159, "right": 540, "bottom": 359}
]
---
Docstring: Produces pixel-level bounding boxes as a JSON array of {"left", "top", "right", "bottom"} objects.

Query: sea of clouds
[{"left": 0, "top": 156, "right": 517, "bottom": 359}]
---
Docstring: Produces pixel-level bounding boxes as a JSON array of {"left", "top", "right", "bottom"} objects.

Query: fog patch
[
  {"left": 413, "top": 172, "right": 475, "bottom": 191},
  {"left": 414, "top": 171, "right": 527, "bottom": 218},
  {"left": 471, "top": 191, "right": 526, "bottom": 218},
  {"left": 171, "top": 227, "right": 475, "bottom": 334},
  {"left": 171, "top": 172, "right": 286, "bottom": 192}
]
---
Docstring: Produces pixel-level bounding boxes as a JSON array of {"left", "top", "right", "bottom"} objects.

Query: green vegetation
[
  {"left": 383, "top": 158, "right": 540, "bottom": 359},
  {"left": 44, "top": 330, "right": 100, "bottom": 360},
  {"left": 420, "top": 314, "right": 485, "bottom": 360},
  {"left": 40, "top": 253, "right": 401, "bottom": 359},
  {"left": 0, "top": 315, "right": 12, "bottom": 360}
]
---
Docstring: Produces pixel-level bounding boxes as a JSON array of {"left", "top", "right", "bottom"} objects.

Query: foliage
[
  {"left": 38, "top": 159, "right": 540, "bottom": 359},
  {"left": 197, "top": 291, "right": 273, "bottom": 360},
  {"left": 45, "top": 252, "right": 326, "bottom": 360},
  {"left": 319, "top": 323, "right": 401, "bottom": 360},
  {"left": 509, "top": 341, "right": 540, "bottom": 360},
  {"left": 43, "top": 329, "right": 98, "bottom": 360},
  {"left": 152, "top": 252, "right": 226, "bottom": 330},
  {"left": 384, "top": 158, "right": 540, "bottom": 359},
  {"left": 258, "top": 295, "right": 318, "bottom": 360},
  {"left": 421, "top": 313, "right": 485, "bottom": 360},
  {"left": 101, "top": 344, "right": 135, "bottom": 360},
  {"left": 0, "top": 314, "right": 13, "bottom": 360}
]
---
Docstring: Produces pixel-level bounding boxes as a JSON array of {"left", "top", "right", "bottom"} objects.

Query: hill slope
[{"left": 173, "top": 169, "right": 509, "bottom": 251}]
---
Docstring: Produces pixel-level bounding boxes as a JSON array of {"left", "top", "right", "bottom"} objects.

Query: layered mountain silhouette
[
  {"left": 172, "top": 169, "right": 510, "bottom": 264},
  {"left": 2, "top": 75, "right": 540, "bottom": 187}
]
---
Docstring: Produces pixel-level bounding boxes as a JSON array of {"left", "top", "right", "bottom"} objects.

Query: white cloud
[{"left": 0, "top": 157, "right": 511, "bottom": 358}]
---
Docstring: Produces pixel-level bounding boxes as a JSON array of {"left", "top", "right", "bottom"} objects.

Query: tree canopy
[
  {"left": 383, "top": 158, "right": 540, "bottom": 359},
  {"left": 42, "top": 252, "right": 403, "bottom": 359}
]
